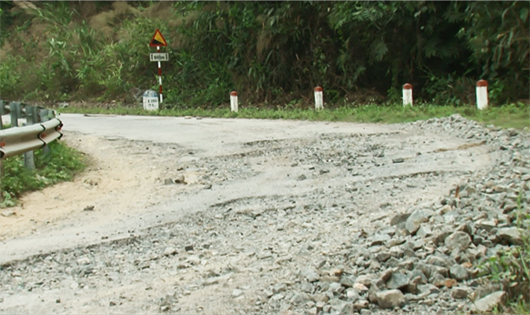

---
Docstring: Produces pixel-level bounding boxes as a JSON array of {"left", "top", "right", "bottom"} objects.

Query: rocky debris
[
  {"left": 1, "top": 210, "right": 15, "bottom": 217},
  {"left": 83, "top": 205, "right": 95, "bottom": 211},
  {"left": 0, "top": 114, "right": 528, "bottom": 314}
]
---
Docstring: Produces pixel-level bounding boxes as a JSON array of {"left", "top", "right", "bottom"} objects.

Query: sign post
[{"left": 149, "top": 29, "right": 168, "bottom": 108}]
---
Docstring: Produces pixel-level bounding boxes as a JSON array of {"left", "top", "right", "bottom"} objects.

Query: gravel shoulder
[{"left": 1, "top": 114, "right": 527, "bottom": 314}]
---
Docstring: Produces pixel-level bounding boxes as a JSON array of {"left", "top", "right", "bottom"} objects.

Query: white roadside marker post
[
  {"left": 314, "top": 86, "right": 323, "bottom": 110},
  {"left": 476, "top": 80, "right": 488, "bottom": 110},
  {"left": 230, "top": 91, "right": 238, "bottom": 112},
  {"left": 403, "top": 83, "right": 413, "bottom": 107}
]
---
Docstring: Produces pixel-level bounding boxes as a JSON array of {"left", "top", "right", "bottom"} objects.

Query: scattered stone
[
  {"left": 173, "top": 175, "right": 186, "bottom": 184},
  {"left": 232, "top": 289, "right": 244, "bottom": 298},
  {"left": 452, "top": 286, "right": 470, "bottom": 299},
  {"left": 163, "top": 247, "right": 177, "bottom": 256},
  {"left": 290, "top": 292, "right": 311, "bottom": 304},
  {"left": 445, "top": 231, "right": 472, "bottom": 251},
  {"left": 497, "top": 227, "right": 527, "bottom": 245},
  {"left": 472, "top": 291, "right": 506, "bottom": 313},
  {"left": 76, "top": 257, "right": 90, "bottom": 265},
  {"left": 386, "top": 272, "right": 409, "bottom": 290},
  {"left": 449, "top": 264, "right": 469, "bottom": 281},
  {"left": 376, "top": 289, "right": 405, "bottom": 309},
  {"left": 83, "top": 205, "right": 95, "bottom": 211},
  {"left": 1, "top": 210, "right": 15, "bottom": 217},
  {"left": 406, "top": 209, "right": 434, "bottom": 234},
  {"left": 300, "top": 268, "right": 320, "bottom": 283}
]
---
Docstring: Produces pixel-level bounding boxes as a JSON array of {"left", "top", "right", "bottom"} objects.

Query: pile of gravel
[{"left": 261, "top": 114, "right": 529, "bottom": 314}]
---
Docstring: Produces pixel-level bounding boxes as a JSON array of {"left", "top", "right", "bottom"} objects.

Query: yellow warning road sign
[{"left": 150, "top": 29, "right": 167, "bottom": 47}]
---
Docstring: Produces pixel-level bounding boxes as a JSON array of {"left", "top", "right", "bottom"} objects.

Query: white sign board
[
  {"left": 150, "top": 53, "right": 169, "bottom": 62},
  {"left": 143, "top": 90, "right": 159, "bottom": 111}
]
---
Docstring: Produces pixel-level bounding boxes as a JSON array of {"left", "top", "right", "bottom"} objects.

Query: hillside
[{"left": 0, "top": 1, "right": 528, "bottom": 107}]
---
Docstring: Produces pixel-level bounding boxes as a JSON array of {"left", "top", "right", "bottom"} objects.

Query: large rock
[
  {"left": 376, "top": 290, "right": 406, "bottom": 309},
  {"left": 472, "top": 291, "right": 505, "bottom": 313},
  {"left": 497, "top": 227, "right": 527, "bottom": 245},
  {"left": 445, "top": 231, "right": 472, "bottom": 251},
  {"left": 406, "top": 210, "right": 434, "bottom": 234}
]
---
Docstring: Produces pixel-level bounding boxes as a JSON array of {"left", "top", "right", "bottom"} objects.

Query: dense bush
[{"left": 0, "top": 1, "right": 527, "bottom": 106}]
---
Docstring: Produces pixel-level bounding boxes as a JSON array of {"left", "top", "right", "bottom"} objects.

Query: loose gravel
[{"left": 1, "top": 114, "right": 528, "bottom": 314}]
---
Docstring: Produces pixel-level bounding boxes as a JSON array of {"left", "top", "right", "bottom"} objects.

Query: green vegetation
[
  {"left": 0, "top": 1, "right": 528, "bottom": 107},
  {"left": 478, "top": 190, "right": 530, "bottom": 314},
  {"left": 0, "top": 141, "right": 86, "bottom": 207},
  {"left": 61, "top": 102, "right": 530, "bottom": 130}
]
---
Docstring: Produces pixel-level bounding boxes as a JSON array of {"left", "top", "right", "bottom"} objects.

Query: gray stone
[
  {"left": 345, "top": 288, "right": 360, "bottom": 302},
  {"left": 353, "top": 300, "right": 369, "bottom": 310},
  {"left": 376, "top": 252, "right": 391, "bottom": 262},
  {"left": 312, "top": 294, "right": 329, "bottom": 303},
  {"left": 354, "top": 274, "right": 373, "bottom": 286},
  {"left": 406, "top": 209, "right": 434, "bottom": 234},
  {"left": 370, "top": 234, "right": 391, "bottom": 246},
  {"left": 416, "top": 225, "right": 432, "bottom": 238},
  {"left": 1, "top": 210, "right": 15, "bottom": 217},
  {"left": 408, "top": 269, "right": 427, "bottom": 284},
  {"left": 386, "top": 272, "right": 409, "bottom": 290},
  {"left": 301, "top": 268, "right": 320, "bottom": 282},
  {"left": 390, "top": 213, "right": 411, "bottom": 226},
  {"left": 445, "top": 231, "right": 472, "bottom": 251},
  {"left": 328, "top": 298, "right": 351, "bottom": 313},
  {"left": 329, "top": 282, "right": 343, "bottom": 293},
  {"left": 340, "top": 276, "right": 355, "bottom": 287},
  {"left": 76, "top": 257, "right": 90, "bottom": 265},
  {"left": 376, "top": 289, "right": 405, "bottom": 309},
  {"left": 301, "top": 282, "right": 314, "bottom": 293},
  {"left": 417, "top": 284, "right": 439, "bottom": 296},
  {"left": 290, "top": 292, "right": 311, "bottom": 304},
  {"left": 163, "top": 247, "right": 177, "bottom": 256},
  {"left": 449, "top": 264, "right": 469, "bottom": 281},
  {"left": 497, "top": 227, "right": 527, "bottom": 245},
  {"left": 451, "top": 286, "right": 470, "bottom": 299},
  {"left": 427, "top": 255, "right": 452, "bottom": 268},
  {"left": 273, "top": 283, "right": 287, "bottom": 293},
  {"left": 232, "top": 289, "right": 244, "bottom": 297},
  {"left": 472, "top": 291, "right": 505, "bottom": 313}
]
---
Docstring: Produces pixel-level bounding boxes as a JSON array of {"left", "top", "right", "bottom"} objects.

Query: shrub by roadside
[{"left": 0, "top": 141, "right": 86, "bottom": 207}]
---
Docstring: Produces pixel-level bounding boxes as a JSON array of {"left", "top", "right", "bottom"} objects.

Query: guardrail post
[
  {"left": 40, "top": 109, "right": 52, "bottom": 155},
  {"left": 9, "top": 102, "right": 20, "bottom": 127},
  {"left": 0, "top": 100, "right": 6, "bottom": 130},
  {"left": 23, "top": 105, "right": 36, "bottom": 171}
]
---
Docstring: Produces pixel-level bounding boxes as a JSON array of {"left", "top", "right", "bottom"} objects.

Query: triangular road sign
[{"left": 150, "top": 29, "right": 167, "bottom": 47}]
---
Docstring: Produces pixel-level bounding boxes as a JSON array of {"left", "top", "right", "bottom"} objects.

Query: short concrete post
[
  {"left": 230, "top": 91, "right": 238, "bottom": 112},
  {"left": 403, "top": 83, "right": 413, "bottom": 107},
  {"left": 476, "top": 80, "right": 488, "bottom": 110},
  {"left": 314, "top": 86, "right": 323, "bottom": 110}
]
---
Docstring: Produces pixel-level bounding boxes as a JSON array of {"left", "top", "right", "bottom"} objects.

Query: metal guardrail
[{"left": 0, "top": 100, "right": 63, "bottom": 161}]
